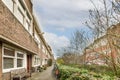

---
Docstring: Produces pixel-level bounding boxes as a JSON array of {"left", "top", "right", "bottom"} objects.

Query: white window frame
[
  {"left": 42, "top": 45, "right": 45, "bottom": 53},
  {"left": 2, "top": 0, "right": 33, "bottom": 35},
  {"left": 16, "top": 52, "right": 24, "bottom": 68},
  {"left": 3, "top": 47, "right": 15, "bottom": 71},
  {"left": 2, "top": 44, "right": 26, "bottom": 73},
  {"left": 2, "top": 0, "right": 14, "bottom": 13},
  {"left": 33, "top": 55, "right": 40, "bottom": 67},
  {"left": 25, "top": 20, "right": 30, "bottom": 31},
  {"left": 17, "top": 7, "right": 24, "bottom": 25},
  {"left": 17, "top": 0, "right": 32, "bottom": 34},
  {"left": 25, "top": 12, "right": 31, "bottom": 32}
]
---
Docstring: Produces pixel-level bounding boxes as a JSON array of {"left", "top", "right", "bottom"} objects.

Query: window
[
  {"left": 34, "top": 31, "right": 41, "bottom": 45},
  {"left": 17, "top": 8, "right": 24, "bottom": 24},
  {"left": 42, "top": 45, "right": 45, "bottom": 53},
  {"left": 3, "top": 46, "right": 25, "bottom": 72},
  {"left": 25, "top": 13, "right": 31, "bottom": 32},
  {"left": 3, "top": 47, "right": 15, "bottom": 69},
  {"left": 17, "top": 59, "right": 23, "bottom": 67},
  {"left": 25, "top": 21, "right": 30, "bottom": 31},
  {"left": 3, "top": 0, "right": 32, "bottom": 35},
  {"left": 18, "top": 0, "right": 25, "bottom": 11},
  {"left": 4, "top": 58, "right": 14, "bottom": 69},
  {"left": 34, "top": 56, "right": 40, "bottom": 66},
  {"left": 17, "top": 0, "right": 32, "bottom": 34},
  {"left": 2, "top": 0, "right": 14, "bottom": 12},
  {"left": 17, "top": 53, "right": 24, "bottom": 67},
  {"left": 4, "top": 48, "right": 15, "bottom": 56}
]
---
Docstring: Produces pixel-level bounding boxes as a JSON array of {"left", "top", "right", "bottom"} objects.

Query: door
[{"left": 27, "top": 54, "right": 32, "bottom": 73}]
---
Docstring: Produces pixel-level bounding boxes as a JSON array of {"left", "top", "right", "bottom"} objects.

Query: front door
[{"left": 27, "top": 55, "right": 32, "bottom": 73}]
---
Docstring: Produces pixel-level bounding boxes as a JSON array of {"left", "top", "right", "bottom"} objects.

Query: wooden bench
[{"left": 11, "top": 68, "right": 31, "bottom": 80}]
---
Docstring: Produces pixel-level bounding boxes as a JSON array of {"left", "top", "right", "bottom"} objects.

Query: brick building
[
  {"left": 107, "top": 24, "right": 120, "bottom": 65},
  {"left": 84, "top": 24, "right": 120, "bottom": 66},
  {"left": 84, "top": 35, "right": 110, "bottom": 65},
  {"left": 0, "top": 0, "right": 53, "bottom": 80}
]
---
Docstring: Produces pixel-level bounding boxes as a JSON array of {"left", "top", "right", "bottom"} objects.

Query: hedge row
[{"left": 58, "top": 65, "right": 118, "bottom": 80}]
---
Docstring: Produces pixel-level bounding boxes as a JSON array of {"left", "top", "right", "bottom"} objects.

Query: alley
[{"left": 27, "top": 66, "right": 56, "bottom": 80}]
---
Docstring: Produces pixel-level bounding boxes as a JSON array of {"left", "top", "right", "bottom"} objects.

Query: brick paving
[{"left": 27, "top": 66, "right": 56, "bottom": 80}]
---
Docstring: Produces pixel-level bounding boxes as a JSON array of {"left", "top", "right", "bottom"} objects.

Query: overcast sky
[{"left": 33, "top": 0, "right": 103, "bottom": 57}]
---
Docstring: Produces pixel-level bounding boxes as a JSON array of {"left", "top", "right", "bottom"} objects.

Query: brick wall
[
  {"left": 107, "top": 24, "right": 120, "bottom": 64},
  {"left": 24, "top": 0, "right": 33, "bottom": 13},
  {"left": 2, "top": 72, "right": 11, "bottom": 80},
  {"left": 0, "top": 1, "right": 38, "bottom": 54}
]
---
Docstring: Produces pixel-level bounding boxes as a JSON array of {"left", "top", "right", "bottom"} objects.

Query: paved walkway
[{"left": 27, "top": 66, "right": 56, "bottom": 80}]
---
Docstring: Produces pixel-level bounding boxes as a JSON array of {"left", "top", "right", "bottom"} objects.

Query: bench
[{"left": 11, "top": 68, "right": 31, "bottom": 80}]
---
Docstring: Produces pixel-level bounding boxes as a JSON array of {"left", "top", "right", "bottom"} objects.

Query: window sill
[{"left": 3, "top": 67, "right": 25, "bottom": 73}]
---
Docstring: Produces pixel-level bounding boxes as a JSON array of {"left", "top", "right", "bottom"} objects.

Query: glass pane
[
  {"left": 17, "top": 59, "right": 23, "bottom": 67},
  {"left": 17, "top": 53, "right": 23, "bottom": 58},
  {"left": 34, "top": 58, "right": 36, "bottom": 65},
  {"left": 18, "top": 0, "right": 25, "bottom": 10},
  {"left": 4, "top": 48, "right": 14, "bottom": 56},
  {"left": 2, "top": 0, "right": 13, "bottom": 12},
  {"left": 17, "top": 9, "right": 24, "bottom": 24},
  {"left": 4, "top": 58, "right": 14, "bottom": 69}
]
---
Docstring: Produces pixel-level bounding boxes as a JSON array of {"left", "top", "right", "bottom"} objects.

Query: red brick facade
[
  {"left": 107, "top": 24, "right": 120, "bottom": 64},
  {"left": 0, "top": 1, "right": 38, "bottom": 54},
  {"left": 84, "top": 23, "right": 120, "bottom": 66},
  {"left": 24, "top": 0, "right": 33, "bottom": 13},
  {"left": 0, "top": 0, "right": 53, "bottom": 80}
]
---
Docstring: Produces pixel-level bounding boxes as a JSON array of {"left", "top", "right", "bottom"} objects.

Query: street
[{"left": 27, "top": 66, "right": 56, "bottom": 80}]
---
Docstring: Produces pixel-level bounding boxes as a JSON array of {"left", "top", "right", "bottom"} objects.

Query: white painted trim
[
  {"left": 22, "top": 0, "right": 33, "bottom": 20},
  {"left": 32, "top": 55, "right": 41, "bottom": 67},
  {"left": 2, "top": 0, "right": 14, "bottom": 13},
  {"left": 2, "top": 44, "right": 27, "bottom": 73},
  {"left": 2, "top": 0, "right": 33, "bottom": 36},
  {"left": 2, "top": 43, "right": 3, "bottom": 73},
  {"left": 0, "top": 35, "right": 37, "bottom": 54}
]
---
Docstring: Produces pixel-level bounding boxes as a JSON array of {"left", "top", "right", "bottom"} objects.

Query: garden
[{"left": 57, "top": 64, "right": 119, "bottom": 80}]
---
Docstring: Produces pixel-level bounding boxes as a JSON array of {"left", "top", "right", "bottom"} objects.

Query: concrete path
[{"left": 27, "top": 66, "right": 56, "bottom": 80}]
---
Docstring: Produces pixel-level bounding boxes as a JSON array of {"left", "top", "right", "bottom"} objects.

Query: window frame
[
  {"left": 16, "top": 52, "right": 24, "bottom": 68},
  {"left": 17, "top": 7, "right": 24, "bottom": 25},
  {"left": 2, "top": 0, "right": 33, "bottom": 35},
  {"left": 3, "top": 47, "right": 15, "bottom": 71},
  {"left": 2, "top": 44, "right": 26, "bottom": 73},
  {"left": 34, "top": 55, "right": 40, "bottom": 66},
  {"left": 2, "top": 0, "right": 14, "bottom": 13},
  {"left": 17, "top": 0, "right": 32, "bottom": 34}
]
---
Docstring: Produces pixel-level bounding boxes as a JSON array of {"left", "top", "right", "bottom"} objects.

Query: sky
[{"left": 33, "top": 0, "right": 103, "bottom": 57}]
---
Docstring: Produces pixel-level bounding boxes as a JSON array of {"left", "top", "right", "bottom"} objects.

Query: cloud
[
  {"left": 32, "top": 0, "right": 107, "bottom": 58},
  {"left": 34, "top": 0, "right": 96, "bottom": 11},
  {"left": 33, "top": 0, "right": 106, "bottom": 31},
  {"left": 33, "top": 0, "right": 97, "bottom": 31},
  {"left": 43, "top": 32, "right": 70, "bottom": 56}
]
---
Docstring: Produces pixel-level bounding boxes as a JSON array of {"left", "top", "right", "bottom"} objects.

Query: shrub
[
  {"left": 58, "top": 65, "right": 117, "bottom": 80},
  {"left": 42, "top": 65, "right": 47, "bottom": 70}
]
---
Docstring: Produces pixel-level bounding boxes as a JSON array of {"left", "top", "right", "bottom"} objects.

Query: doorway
[{"left": 27, "top": 54, "right": 32, "bottom": 73}]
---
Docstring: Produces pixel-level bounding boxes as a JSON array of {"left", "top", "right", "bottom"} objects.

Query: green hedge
[{"left": 58, "top": 65, "right": 117, "bottom": 80}]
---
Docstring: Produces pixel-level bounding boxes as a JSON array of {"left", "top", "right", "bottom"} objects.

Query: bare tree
[
  {"left": 57, "top": 29, "right": 89, "bottom": 64},
  {"left": 70, "top": 30, "right": 86, "bottom": 53},
  {"left": 84, "top": 0, "right": 120, "bottom": 75}
]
